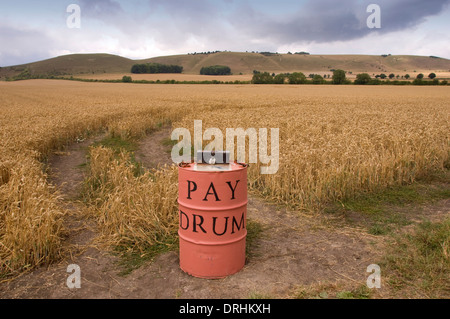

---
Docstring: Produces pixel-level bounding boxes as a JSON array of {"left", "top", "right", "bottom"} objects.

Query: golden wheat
[
  {"left": 174, "top": 86, "right": 450, "bottom": 208},
  {"left": 84, "top": 146, "right": 178, "bottom": 251},
  {"left": 0, "top": 80, "right": 449, "bottom": 274}
]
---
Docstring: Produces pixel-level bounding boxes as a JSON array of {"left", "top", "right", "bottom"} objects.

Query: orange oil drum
[{"left": 178, "top": 161, "right": 248, "bottom": 279}]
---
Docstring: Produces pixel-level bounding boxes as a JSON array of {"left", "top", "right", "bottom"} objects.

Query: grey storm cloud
[
  {"left": 229, "top": 0, "right": 450, "bottom": 44},
  {"left": 75, "top": 0, "right": 228, "bottom": 46},
  {"left": 380, "top": 0, "right": 449, "bottom": 30},
  {"left": 71, "top": 0, "right": 450, "bottom": 47},
  {"left": 61, "top": 0, "right": 450, "bottom": 55},
  {"left": 77, "top": 0, "right": 144, "bottom": 34},
  {"left": 141, "top": 0, "right": 235, "bottom": 49}
]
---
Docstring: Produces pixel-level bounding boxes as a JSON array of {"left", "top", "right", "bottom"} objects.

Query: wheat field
[{"left": 0, "top": 80, "right": 449, "bottom": 275}]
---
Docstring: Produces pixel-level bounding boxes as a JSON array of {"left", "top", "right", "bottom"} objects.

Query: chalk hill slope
[{"left": 1, "top": 52, "right": 449, "bottom": 78}]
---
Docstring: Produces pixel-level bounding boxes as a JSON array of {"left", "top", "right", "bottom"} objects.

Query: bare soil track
[{"left": 0, "top": 127, "right": 446, "bottom": 299}]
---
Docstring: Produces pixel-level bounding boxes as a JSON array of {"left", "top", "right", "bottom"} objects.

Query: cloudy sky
[{"left": 1, "top": 0, "right": 449, "bottom": 66}]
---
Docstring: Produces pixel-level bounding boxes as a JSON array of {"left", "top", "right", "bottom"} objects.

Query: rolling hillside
[
  {"left": 1, "top": 51, "right": 450, "bottom": 79},
  {"left": 143, "top": 52, "right": 450, "bottom": 75},
  {"left": 0, "top": 54, "right": 135, "bottom": 79}
]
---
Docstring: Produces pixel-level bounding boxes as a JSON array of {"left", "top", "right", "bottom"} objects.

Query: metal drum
[{"left": 178, "top": 158, "right": 248, "bottom": 279}]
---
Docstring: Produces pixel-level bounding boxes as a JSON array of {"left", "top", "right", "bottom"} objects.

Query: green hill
[
  {"left": 0, "top": 53, "right": 135, "bottom": 78},
  {"left": 1, "top": 52, "right": 449, "bottom": 79}
]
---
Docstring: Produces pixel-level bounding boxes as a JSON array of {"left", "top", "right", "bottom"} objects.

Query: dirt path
[
  {"left": 135, "top": 126, "right": 174, "bottom": 169},
  {"left": 0, "top": 135, "right": 119, "bottom": 298},
  {"left": 1, "top": 127, "right": 446, "bottom": 299}
]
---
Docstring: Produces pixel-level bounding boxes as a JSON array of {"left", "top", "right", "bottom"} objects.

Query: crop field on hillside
[{"left": 0, "top": 81, "right": 449, "bottom": 292}]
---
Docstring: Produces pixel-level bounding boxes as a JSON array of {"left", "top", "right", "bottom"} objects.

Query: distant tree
[
  {"left": 200, "top": 65, "right": 231, "bottom": 75},
  {"left": 428, "top": 73, "right": 436, "bottom": 79},
  {"left": 273, "top": 73, "right": 287, "bottom": 84},
  {"left": 131, "top": 64, "right": 145, "bottom": 74},
  {"left": 260, "top": 52, "right": 278, "bottom": 56},
  {"left": 252, "top": 72, "right": 274, "bottom": 84},
  {"left": 288, "top": 72, "right": 307, "bottom": 84},
  {"left": 312, "top": 74, "right": 325, "bottom": 84},
  {"left": 370, "top": 78, "right": 382, "bottom": 85},
  {"left": 389, "top": 73, "right": 395, "bottom": 79},
  {"left": 417, "top": 73, "right": 424, "bottom": 79},
  {"left": 379, "top": 73, "right": 387, "bottom": 79},
  {"left": 131, "top": 63, "right": 183, "bottom": 74},
  {"left": 122, "top": 75, "right": 132, "bottom": 83},
  {"left": 354, "top": 73, "right": 371, "bottom": 85},
  {"left": 332, "top": 69, "right": 347, "bottom": 84},
  {"left": 405, "top": 74, "right": 410, "bottom": 79}
]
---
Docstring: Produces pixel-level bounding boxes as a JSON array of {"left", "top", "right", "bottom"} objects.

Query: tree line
[
  {"left": 131, "top": 63, "right": 183, "bottom": 74},
  {"left": 251, "top": 70, "right": 448, "bottom": 85},
  {"left": 252, "top": 71, "right": 330, "bottom": 84},
  {"left": 4, "top": 66, "right": 447, "bottom": 86},
  {"left": 200, "top": 65, "right": 232, "bottom": 75}
]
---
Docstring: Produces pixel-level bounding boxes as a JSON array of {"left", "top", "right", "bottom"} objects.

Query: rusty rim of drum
[{"left": 178, "top": 161, "right": 249, "bottom": 170}]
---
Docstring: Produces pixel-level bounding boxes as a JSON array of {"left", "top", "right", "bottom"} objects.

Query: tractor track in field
[{"left": 2, "top": 125, "right": 446, "bottom": 299}]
